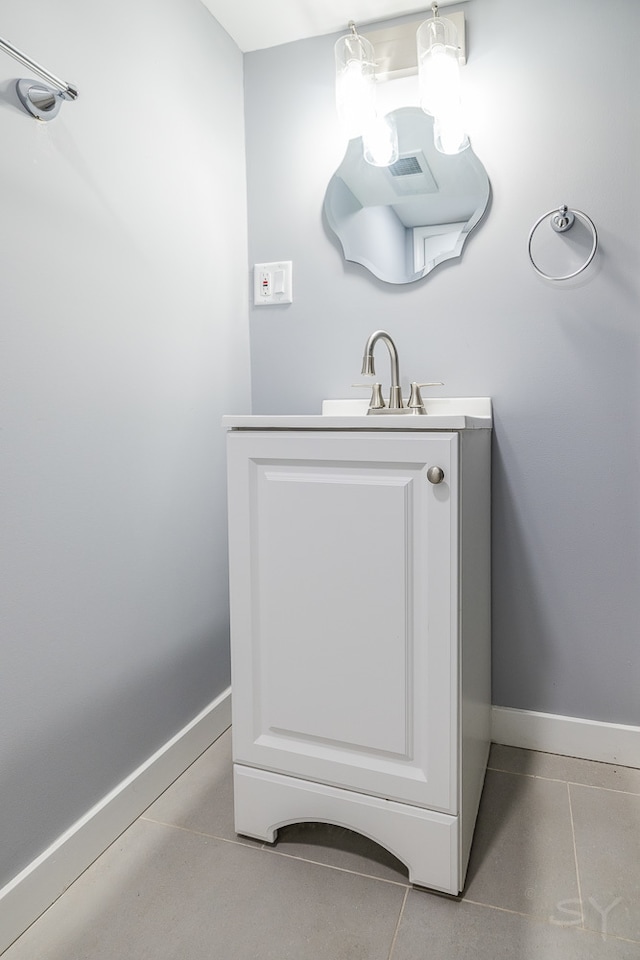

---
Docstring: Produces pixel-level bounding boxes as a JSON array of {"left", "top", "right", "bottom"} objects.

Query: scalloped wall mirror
[{"left": 324, "top": 106, "right": 490, "bottom": 285}]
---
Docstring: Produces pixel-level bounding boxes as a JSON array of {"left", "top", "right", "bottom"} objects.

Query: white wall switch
[{"left": 254, "top": 261, "right": 293, "bottom": 305}]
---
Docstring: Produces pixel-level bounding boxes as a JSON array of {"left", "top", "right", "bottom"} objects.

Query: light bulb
[
  {"left": 417, "top": 13, "right": 469, "bottom": 154},
  {"left": 363, "top": 114, "right": 399, "bottom": 167},
  {"left": 434, "top": 111, "right": 469, "bottom": 155},
  {"left": 335, "top": 30, "right": 376, "bottom": 140},
  {"left": 419, "top": 43, "right": 462, "bottom": 117}
]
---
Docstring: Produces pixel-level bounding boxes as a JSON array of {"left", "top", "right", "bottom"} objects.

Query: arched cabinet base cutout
[{"left": 234, "top": 765, "right": 460, "bottom": 894}]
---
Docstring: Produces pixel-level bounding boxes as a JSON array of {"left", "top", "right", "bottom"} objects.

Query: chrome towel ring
[{"left": 528, "top": 205, "right": 598, "bottom": 281}]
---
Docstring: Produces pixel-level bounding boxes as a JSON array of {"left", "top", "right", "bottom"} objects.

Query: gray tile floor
[{"left": 4, "top": 732, "right": 640, "bottom": 959}]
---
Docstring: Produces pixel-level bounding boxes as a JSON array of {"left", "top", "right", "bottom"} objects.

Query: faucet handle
[
  {"left": 408, "top": 381, "right": 444, "bottom": 412},
  {"left": 351, "top": 383, "right": 386, "bottom": 409}
]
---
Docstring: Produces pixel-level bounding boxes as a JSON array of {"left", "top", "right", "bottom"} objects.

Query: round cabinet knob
[{"left": 427, "top": 466, "right": 445, "bottom": 485}]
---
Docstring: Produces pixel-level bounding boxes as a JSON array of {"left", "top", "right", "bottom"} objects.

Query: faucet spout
[{"left": 361, "top": 330, "right": 403, "bottom": 409}]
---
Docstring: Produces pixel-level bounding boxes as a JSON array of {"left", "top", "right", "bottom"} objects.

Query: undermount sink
[{"left": 222, "top": 398, "right": 492, "bottom": 431}]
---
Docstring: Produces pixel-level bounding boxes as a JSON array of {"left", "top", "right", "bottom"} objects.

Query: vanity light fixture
[
  {"left": 0, "top": 35, "right": 78, "bottom": 121},
  {"left": 336, "top": 5, "right": 470, "bottom": 163},
  {"left": 417, "top": 3, "right": 469, "bottom": 154}
]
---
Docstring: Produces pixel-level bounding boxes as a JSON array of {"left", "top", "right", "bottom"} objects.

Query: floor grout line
[
  {"left": 140, "top": 813, "right": 412, "bottom": 888},
  {"left": 461, "top": 897, "right": 564, "bottom": 923},
  {"left": 579, "top": 928, "right": 640, "bottom": 946},
  {"left": 566, "top": 781, "right": 585, "bottom": 929},
  {"left": 486, "top": 765, "right": 640, "bottom": 796},
  {"left": 562, "top": 780, "right": 640, "bottom": 797},
  {"left": 487, "top": 766, "right": 569, "bottom": 784},
  {"left": 262, "top": 846, "right": 411, "bottom": 888},
  {"left": 460, "top": 897, "right": 640, "bottom": 944},
  {"left": 386, "top": 886, "right": 409, "bottom": 960},
  {"left": 139, "top": 815, "right": 263, "bottom": 849},
  {"left": 489, "top": 745, "right": 640, "bottom": 771}
]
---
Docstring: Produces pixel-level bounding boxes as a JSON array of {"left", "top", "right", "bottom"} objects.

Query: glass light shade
[
  {"left": 434, "top": 112, "right": 469, "bottom": 155},
  {"left": 335, "top": 31, "right": 376, "bottom": 140},
  {"left": 363, "top": 114, "right": 399, "bottom": 167},
  {"left": 417, "top": 16, "right": 462, "bottom": 118},
  {"left": 417, "top": 15, "right": 469, "bottom": 155}
]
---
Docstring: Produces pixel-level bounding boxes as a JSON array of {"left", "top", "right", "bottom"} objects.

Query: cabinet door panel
[
  {"left": 227, "top": 431, "right": 458, "bottom": 813},
  {"left": 259, "top": 463, "right": 410, "bottom": 756}
]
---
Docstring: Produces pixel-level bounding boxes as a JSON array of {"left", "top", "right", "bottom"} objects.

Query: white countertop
[{"left": 222, "top": 398, "right": 492, "bottom": 431}]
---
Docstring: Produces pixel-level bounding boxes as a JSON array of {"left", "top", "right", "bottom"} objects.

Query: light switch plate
[{"left": 254, "top": 261, "right": 293, "bottom": 305}]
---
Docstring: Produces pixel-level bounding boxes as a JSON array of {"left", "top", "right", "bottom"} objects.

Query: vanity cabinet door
[{"left": 227, "top": 430, "right": 459, "bottom": 814}]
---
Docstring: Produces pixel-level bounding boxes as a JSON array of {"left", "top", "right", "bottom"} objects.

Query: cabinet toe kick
[{"left": 233, "top": 764, "right": 461, "bottom": 895}]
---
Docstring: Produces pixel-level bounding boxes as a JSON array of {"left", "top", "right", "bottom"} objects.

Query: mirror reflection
[{"left": 324, "top": 107, "right": 490, "bottom": 284}]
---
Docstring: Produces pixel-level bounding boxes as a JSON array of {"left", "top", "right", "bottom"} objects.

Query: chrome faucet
[{"left": 361, "top": 330, "right": 404, "bottom": 410}]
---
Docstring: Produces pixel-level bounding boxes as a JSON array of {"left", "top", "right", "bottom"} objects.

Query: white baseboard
[
  {"left": 0, "top": 687, "right": 231, "bottom": 955},
  {"left": 492, "top": 705, "right": 640, "bottom": 769}
]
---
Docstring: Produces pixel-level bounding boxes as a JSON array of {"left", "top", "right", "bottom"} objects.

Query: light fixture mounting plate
[{"left": 363, "top": 11, "right": 466, "bottom": 82}]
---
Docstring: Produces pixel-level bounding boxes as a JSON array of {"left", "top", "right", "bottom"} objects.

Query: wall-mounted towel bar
[{"left": 0, "top": 35, "right": 78, "bottom": 120}]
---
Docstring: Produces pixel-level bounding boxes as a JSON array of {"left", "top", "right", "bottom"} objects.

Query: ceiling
[{"left": 200, "top": 0, "right": 449, "bottom": 52}]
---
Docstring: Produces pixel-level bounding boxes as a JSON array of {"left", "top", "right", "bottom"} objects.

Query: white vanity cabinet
[{"left": 224, "top": 407, "right": 491, "bottom": 894}]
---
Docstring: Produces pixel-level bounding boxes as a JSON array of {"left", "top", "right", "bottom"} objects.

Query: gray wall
[
  {"left": 0, "top": 0, "right": 250, "bottom": 887},
  {"left": 244, "top": 0, "right": 640, "bottom": 725}
]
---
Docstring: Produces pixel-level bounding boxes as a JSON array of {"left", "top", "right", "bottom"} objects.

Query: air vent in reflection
[
  {"left": 389, "top": 156, "right": 422, "bottom": 177},
  {"left": 385, "top": 151, "right": 438, "bottom": 197}
]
